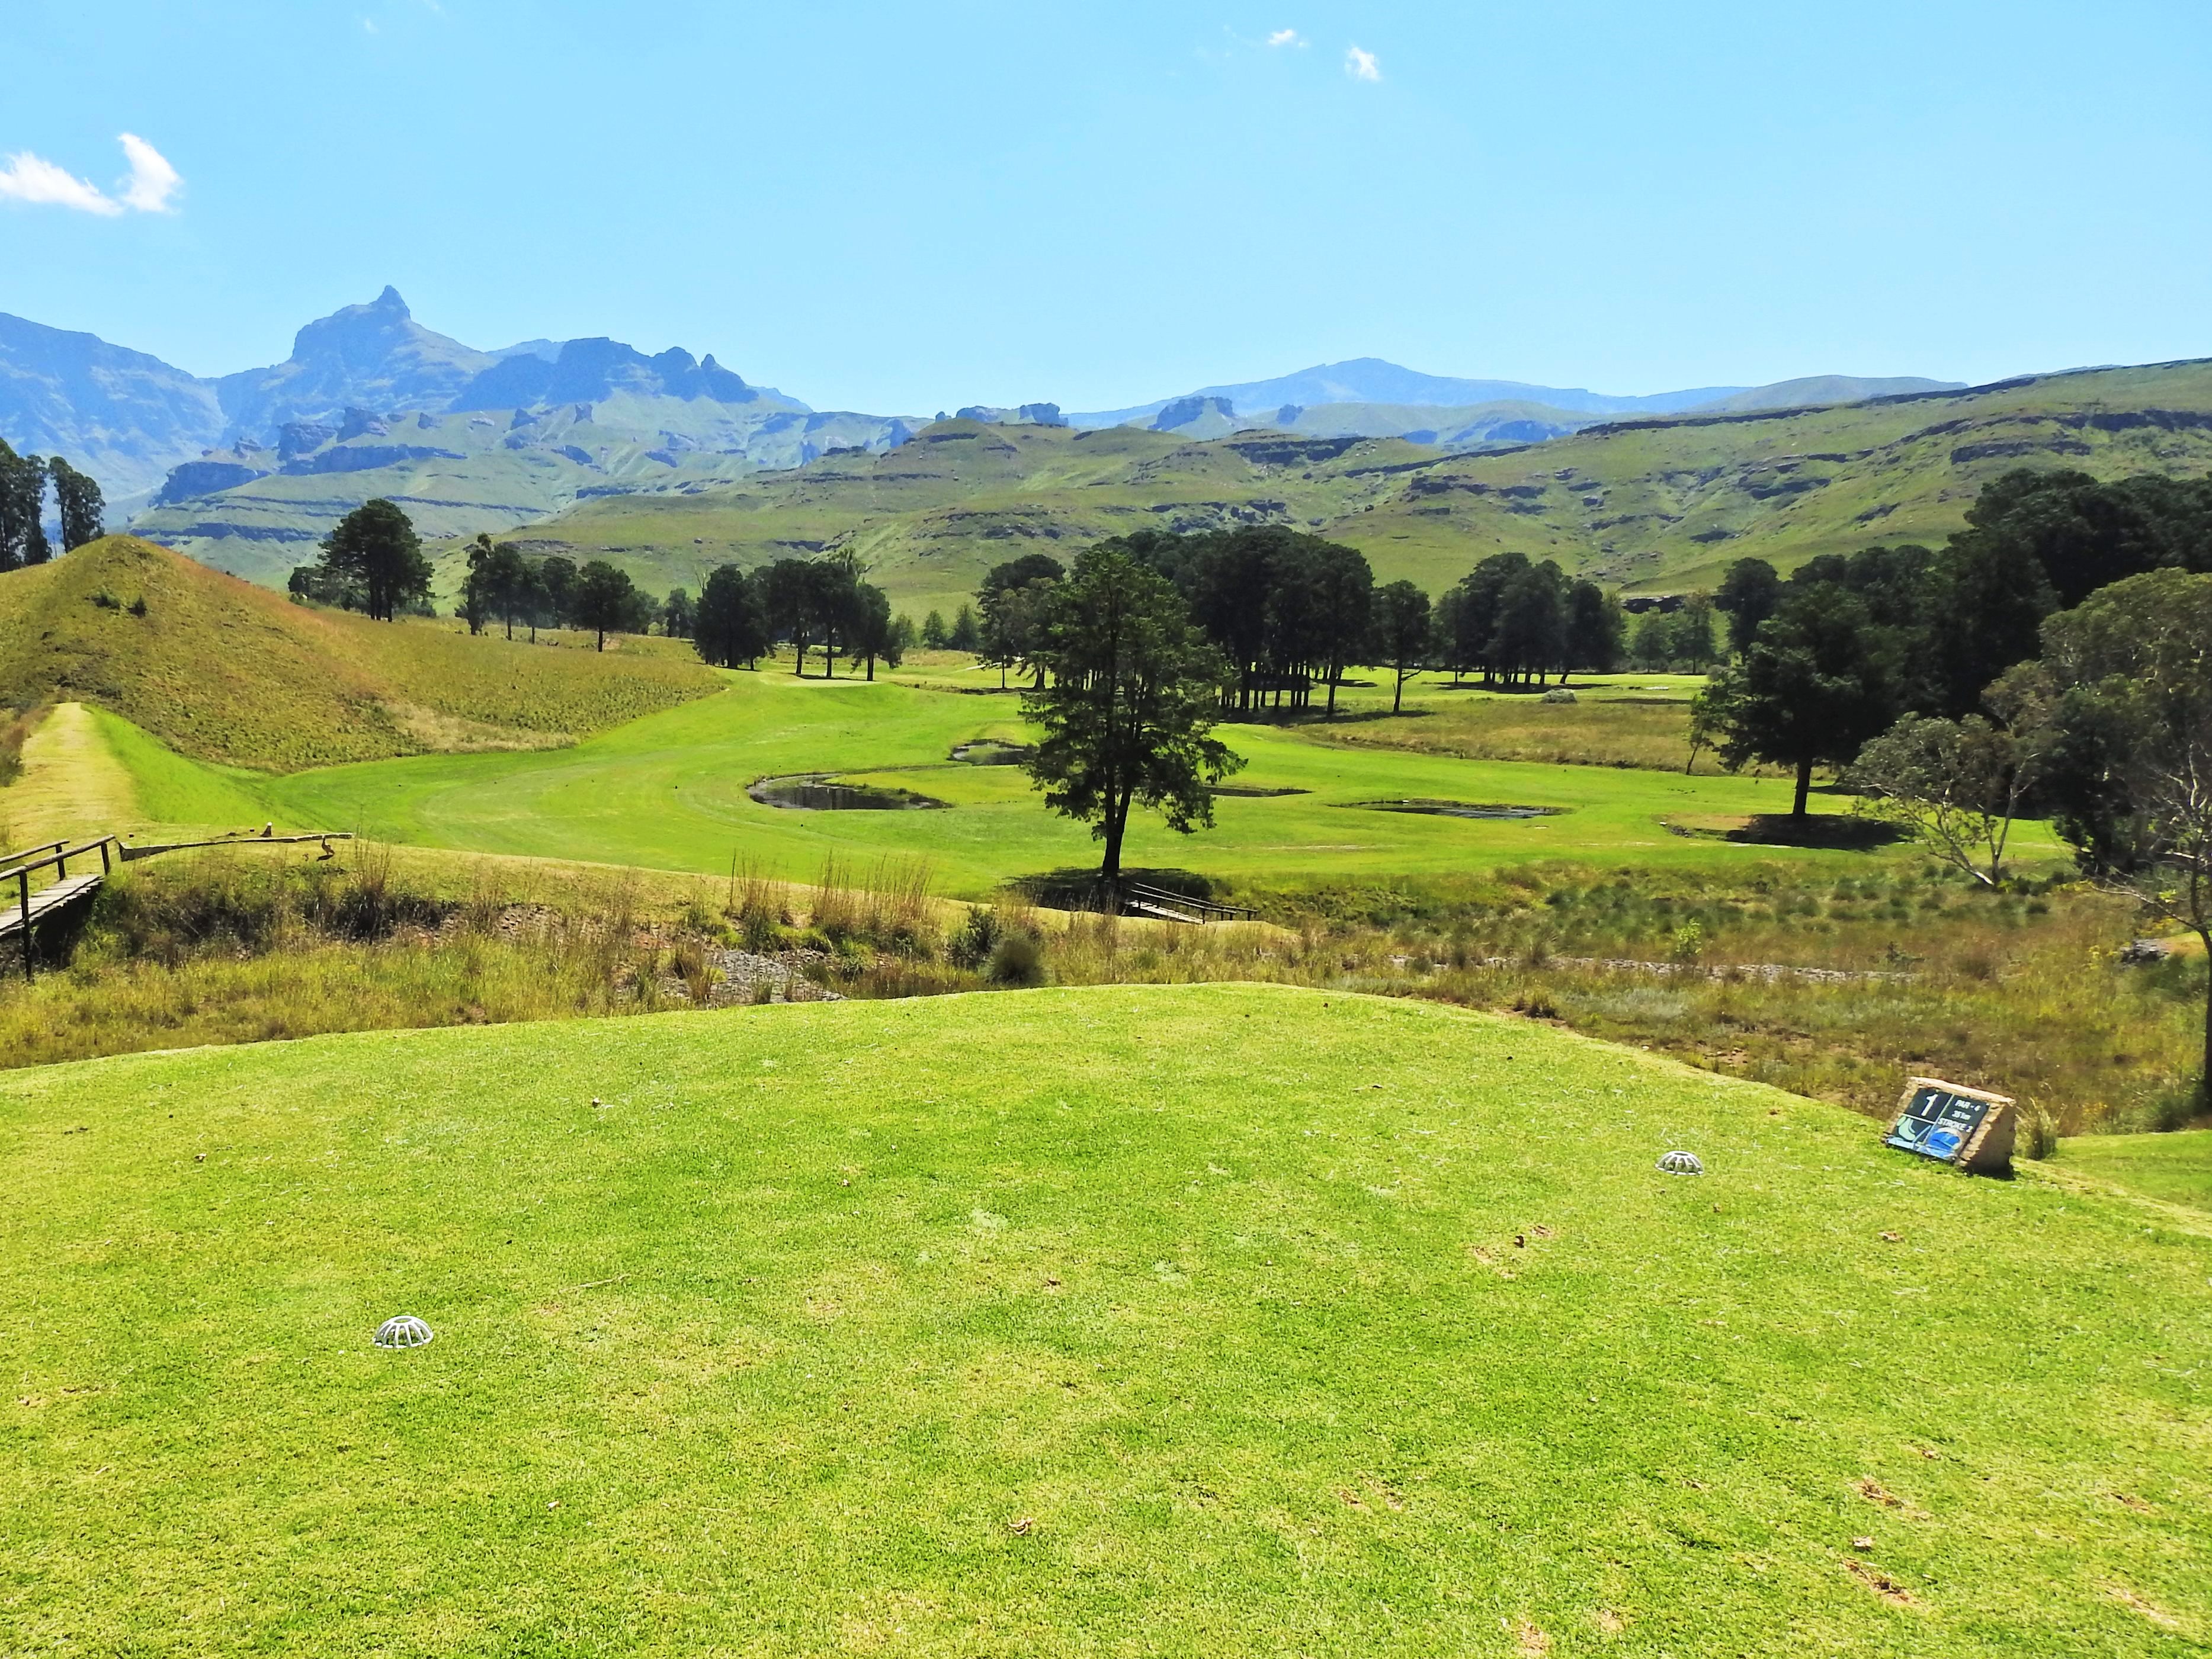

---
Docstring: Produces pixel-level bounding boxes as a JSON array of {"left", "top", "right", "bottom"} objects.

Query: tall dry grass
[{"left": 7, "top": 842, "right": 2200, "bottom": 1139}]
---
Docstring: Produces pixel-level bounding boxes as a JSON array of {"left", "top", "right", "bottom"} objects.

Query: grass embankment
[
  {"left": 1310, "top": 674, "right": 1717, "bottom": 773},
  {"left": 1032, "top": 868, "right": 2204, "bottom": 1135},
  {"left": 0, "top": 704, "right": 142, "bottom": 846},
  {"left": 4, "top": 984, "right": 2207, "bottom": 1655},
  {"left": 0, "top": 842, "right": 967, "bottom": 1070},
  {"left": 4, "top": 841, "right": 2194, "bottom": 1136},
  {"left": 2054, "top": 1128, "right": 2212, "bottom": 1210},
  {"left": 0, "top": 537, "right": 719, "bottom": 771}
]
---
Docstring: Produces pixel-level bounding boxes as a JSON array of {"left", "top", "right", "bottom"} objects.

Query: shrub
[
  {"left": 988, "top": 929, "right": 1045, "bottom": 987},
  {"left": 948, "top": 908, "right": 1000, "bottom": 970}
]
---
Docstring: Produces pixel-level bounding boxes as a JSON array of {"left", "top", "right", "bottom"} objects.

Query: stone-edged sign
[{"left": 1886, "top": 1076, "right": 2015, "bottom": 1174}]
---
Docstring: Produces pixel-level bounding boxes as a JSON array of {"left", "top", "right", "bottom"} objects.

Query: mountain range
[
  {"left": 496, "top": 357, "right": 2212, "bottom": 619},
  {"left": 0, "top": 287, "right": 1969, "bottom": 585}
]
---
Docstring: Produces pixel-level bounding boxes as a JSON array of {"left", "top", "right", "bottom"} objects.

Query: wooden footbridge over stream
[{"left": 2, "top": 830, "right": 352, "bottom": 979}]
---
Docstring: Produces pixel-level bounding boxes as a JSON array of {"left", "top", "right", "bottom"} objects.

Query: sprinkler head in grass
[
  {"left": 1656, "top": 1150, "right": 1704, "bottom": 1176},
  {"left": 374, "top": 1315, "right": 434, "bottom": 1350}
]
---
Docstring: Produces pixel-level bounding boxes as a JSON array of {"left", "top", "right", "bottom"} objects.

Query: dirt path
[{"left": 1, "top": 703, "right": 136, "bottom": 848}]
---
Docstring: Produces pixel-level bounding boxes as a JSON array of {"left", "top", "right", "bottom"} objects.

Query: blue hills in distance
[{"left": 1067, "top": 357, "right": 1963, "bottom": 429}]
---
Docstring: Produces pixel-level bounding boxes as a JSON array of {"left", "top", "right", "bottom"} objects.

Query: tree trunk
[
  {"left": 595, "top": 627, "right": 606, "bottom": 652},
  {"left": 1326, "top": 663, "right": 1339, "bottom": 718},
  {"left": 865, "top": 652, "right": 876, "bottom": 682},
  {"left": 2197, "top": 923, "right": 2212, "bottom": 1111},
  {"left": 1792, "top": 758, "right": 1813, "bottom": 819},
  {"left": 1101, "top": 794, "right": 1130, "bottom": 883},
  {"left": 1393, "top": 667, "right": 1405, "bottom": 715}
]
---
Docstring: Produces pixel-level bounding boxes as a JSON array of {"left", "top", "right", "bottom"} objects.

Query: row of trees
[
  {"left": 682, "top": 554, "right": 904, "bottom": 678},
  {"left": 961, "top": 530, "right": 1636, "bottom": 720},
  {"left": 1694, "top": 469, "right": 2212, "bottom": 817},
  {"left": 456, "top": 534, "right": 658, "bottom": 649},
  {"left": 293, "top": 503, "right": 650, "bottom": 650},
  {"left": 0, "top": 439, "right": 104, "bottom": 573}
]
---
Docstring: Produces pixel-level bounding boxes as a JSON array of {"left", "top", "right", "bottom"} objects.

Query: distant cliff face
[
  {"left": 0, "top": 313, "right": 225, "bottom": 505},
  {"left": 450, "top": 336, "right": 802, "bottom": 413},
  {"left": 26, "top": 287, "right": 889, "bottom": 579},
  {"left": 213, "top": 287, "right": 499, "bottom": 442}
]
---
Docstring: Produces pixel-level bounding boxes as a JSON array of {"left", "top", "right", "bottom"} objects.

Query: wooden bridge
[
  {"left": 2, "top": 830, "right": 352, "bottom": 979},
  {"left": 1118, "top": 881, "right": 1258, "bottom": 926}
]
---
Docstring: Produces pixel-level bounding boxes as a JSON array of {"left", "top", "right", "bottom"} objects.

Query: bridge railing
[{"left": 7, "top": 836, "right": 118, "bottom": 979}]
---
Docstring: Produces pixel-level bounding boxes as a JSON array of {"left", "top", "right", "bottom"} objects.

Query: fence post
[
  {"left": 17, "top": 869, "right": 30, "bottom": 981},
  {"left": 100, "top": 839, "right": 112, "bottom": 875}
]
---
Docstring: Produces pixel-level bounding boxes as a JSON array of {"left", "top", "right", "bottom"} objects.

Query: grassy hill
[
  {"left": 496, "top": 361, "right": 2212, "bottom": 614},
  {"left": 488, "top": 419, "right": 1450, "bottom": 617},
  {"left": 4, "top": 983, "right": 2205, "bottom": 1653},
  {"left": 128, "top": 402, "right": 915, "bottom": 590},
  {"left": 0, "top": 537, "right": 719, "bottom": 771},
  {"left": 1353, "top": 358, "right": 2212, "bottom": 595}
]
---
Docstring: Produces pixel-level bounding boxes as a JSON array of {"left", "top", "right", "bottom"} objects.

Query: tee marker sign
[{"left": 1886, "top": 1076, "right": 2015, "bottom": 1173}]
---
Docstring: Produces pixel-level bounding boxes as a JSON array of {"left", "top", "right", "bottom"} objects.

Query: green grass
[
  {"left": 1316, "top": 673, "right": 1720, "bottom": 772},
  {"left": 2056, "top": 1128, "right": 2212, "bottom": 1211},
  {"left": 89, "top": 706, "right": 273, "bottom": 831},
  {"left": 3, "top": 983, "right": 2205, "bottom": 1654},
  {"left": 193, "top": 667, "right": 2015, "bottom": 898},
  {"left": 0, "top": 537, "right": 720, "bottom": 772}
]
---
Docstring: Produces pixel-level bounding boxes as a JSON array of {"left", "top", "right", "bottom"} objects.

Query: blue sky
[{"left": 2, "top": 2, "right": 2207, "bottom": 413}]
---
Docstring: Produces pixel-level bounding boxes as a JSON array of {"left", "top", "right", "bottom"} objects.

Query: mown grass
[
  {"left": 0, "top": 537, "right": 719, "bottom": 771},
  {"left": 3, "top": 983, "right": 2207, "bottom": 1655},
  {"left": 2054, "top": 1128, "right": 2212, "bottom": 1209},
  {"left": 213, "top": 669, "right": 2033, "bottom": 896},
  {"left": 1309, "top": 674, "right": 1720, "bottom": 774}
]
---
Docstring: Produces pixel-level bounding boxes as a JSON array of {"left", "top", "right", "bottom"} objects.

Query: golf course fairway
[{"left": 4, "top": 984, "right": 2204, "bottom": 1654}]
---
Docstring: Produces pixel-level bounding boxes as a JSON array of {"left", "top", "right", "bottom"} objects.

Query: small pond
[
  {"left": 951, "top": 740, "right": 1032, "bottom": 766},
  {"left": 749, "top": 774, "right": 949, "bottom": 811}
]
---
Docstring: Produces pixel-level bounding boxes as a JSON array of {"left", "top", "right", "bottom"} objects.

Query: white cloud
[
  {"left": 0, "top": 150, "right": 122, "bottom": 215},
  {"left": 1267, "top": 28, "right": 1305, "bottom": 47},
  {"left": 1345, "top": 44, "right": 1381, "bottom": 82},
  {"left": 0, "top": 133, "right": 182, "bottom": 216},
  {"left": 116, "top": 133, "right": 181, "bottom": 213}
]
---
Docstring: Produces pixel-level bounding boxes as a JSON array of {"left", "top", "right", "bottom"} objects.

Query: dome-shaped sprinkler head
[
  {"left": 1656, "top": 1150, "right": 1705, "bottom": 1176},
  {"left": 373, "top": 1314, "right": 435, "bottom": 1350}
]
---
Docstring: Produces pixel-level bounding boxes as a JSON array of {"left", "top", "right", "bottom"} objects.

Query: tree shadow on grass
[{"left": 1724, "top": 814, "right": 1908, "bottom": 851}]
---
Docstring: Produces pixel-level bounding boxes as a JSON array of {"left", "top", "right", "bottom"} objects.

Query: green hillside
[
  {"left": 497, "top": 360, "right": 2212, "bottom": 614},
  {"left": 129, "top": 402, "right": 913, "bottom": 590},
  {"left": 4, "top": 984, "right": 2205, "bottom": 1654},
  {"left": 489, "top": 419, "right": 1448, "bottom": 617},
  {"left": 0, "top": 537, "right": 719, "bottom": 771},
  {"left": 1355, "top": 358, "right": 2212, "bottom": 595}
]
